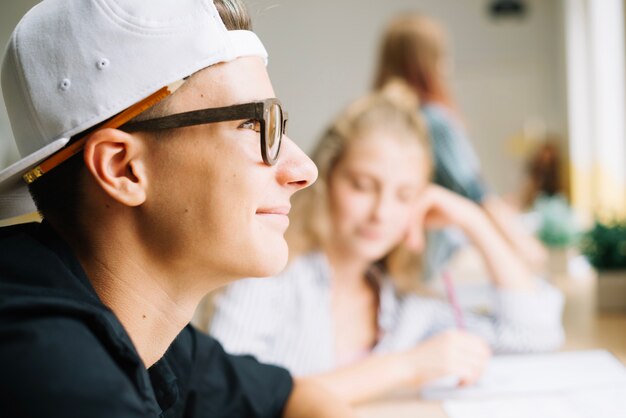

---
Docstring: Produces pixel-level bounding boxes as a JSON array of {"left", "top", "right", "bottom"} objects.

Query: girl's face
[{"left": 327, "top": 131, "right": 429, "bottom": 262}]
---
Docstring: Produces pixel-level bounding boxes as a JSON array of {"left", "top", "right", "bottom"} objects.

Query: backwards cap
[{"left": 0, "top": 0, "right": 268, "bottom": 220}]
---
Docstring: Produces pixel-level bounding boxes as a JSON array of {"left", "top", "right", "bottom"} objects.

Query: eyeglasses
[
  {"left": 120, "top": 98, "right": 287, "bottom": 166},
  {"left": 22, "top": 88, "right": 287, "bottom": 185}
]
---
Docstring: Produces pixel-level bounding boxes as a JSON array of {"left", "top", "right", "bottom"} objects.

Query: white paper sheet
[
  {"left": 444, "top": 386, "right": 626, "bottom": 418},
  {"left": 422, "top": 350, "right": 626, "bottom": 400}
]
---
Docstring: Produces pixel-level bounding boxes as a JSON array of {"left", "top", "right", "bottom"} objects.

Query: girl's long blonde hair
[
  {"left": 373, "top": 13, "right": 456, "bottom": 111},
  {"left": 287, "top": 80, "right": 432, "bottom": 291}
]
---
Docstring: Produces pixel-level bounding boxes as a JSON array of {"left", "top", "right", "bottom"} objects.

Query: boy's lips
[
  {"left": 256, "top": 206, "right": 291, "bottom": 228},
  {"left": 256, "top": 206, "right": 290, "bottom": 215}
]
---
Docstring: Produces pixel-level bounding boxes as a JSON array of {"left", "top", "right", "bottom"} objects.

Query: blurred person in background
[
  {"left": 516, "top": 140, "right": 565, "bottom": 210},
  {"left": 372, "top": 13, "right": 548, "bottom": 276},
  {"left": 508, "top": 140, "right": 579, "bottom": 255},
  {"left": 209, "top": 82, "right": 564, "bottom": 405}
]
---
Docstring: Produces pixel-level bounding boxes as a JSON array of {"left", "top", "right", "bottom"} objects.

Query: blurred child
[{"left": 519, "top": 141, "right": 565, "bottom": 210}]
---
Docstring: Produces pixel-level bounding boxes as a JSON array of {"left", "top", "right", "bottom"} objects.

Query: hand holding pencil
[
  {"left": 442, "top": 270, "right": 465, "bottom": 330},
  {"left": 405, "top": 329, "right": 492, "bottom": 388}
]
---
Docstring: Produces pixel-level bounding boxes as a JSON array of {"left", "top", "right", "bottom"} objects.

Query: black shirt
[{"left": 0, "top": 222, "right": 293, "bottom": 418}]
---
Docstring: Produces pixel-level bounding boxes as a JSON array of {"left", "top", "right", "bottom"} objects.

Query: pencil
[
  {"left": 442, "top": 270, "right": 465, "bottom": 330},
  {"left": 23, "top": 80, "right": 185, "bottom": 185}
]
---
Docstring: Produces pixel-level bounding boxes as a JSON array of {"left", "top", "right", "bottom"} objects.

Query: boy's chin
[{"left": 247, "top": 244, "right": 289, "bottom": 278}]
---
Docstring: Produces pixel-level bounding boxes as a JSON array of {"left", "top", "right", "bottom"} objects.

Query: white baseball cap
[{"left": 0, "top": 0, "right": 268, "bottom": 221}]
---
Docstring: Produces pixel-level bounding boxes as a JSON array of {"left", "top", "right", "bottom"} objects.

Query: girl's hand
[
  {"left": 403, "top": 184, "right": 485, "bottom": 251},
  {"left": 403, "top": 330, "right": 492, "bottom": 387}
]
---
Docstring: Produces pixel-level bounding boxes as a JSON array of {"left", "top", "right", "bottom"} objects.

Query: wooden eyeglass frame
[{"left": 120, "top": 98, "right": 287, "bottom": 166}]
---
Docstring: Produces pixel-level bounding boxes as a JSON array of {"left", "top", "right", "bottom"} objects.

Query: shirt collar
[
  {"left": 148, "top": 358, "right": 180, "bottom": 415},
  {"left": 34, "top": 221, "right": 178, "bottom": 415},
  {"left": 377, "top": 275, "right": 400, "bottom": 334},
  {"left": 314, "top": 251, "right": 399, "bottom": 335}
]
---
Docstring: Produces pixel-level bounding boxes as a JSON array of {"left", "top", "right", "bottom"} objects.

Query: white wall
[
  {"left": 0, "top": 0, "right": 567, "bottom": 196},
  {"left": 248, "top": 0, "right": 567, "bottom": 194},
  {"left": 0, "top": 0, "right": 40, "bottom": 169}
]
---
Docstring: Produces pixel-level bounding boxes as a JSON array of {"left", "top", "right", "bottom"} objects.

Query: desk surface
[{"left": 356, "top": 267, "right": 626, "bottom": 418}]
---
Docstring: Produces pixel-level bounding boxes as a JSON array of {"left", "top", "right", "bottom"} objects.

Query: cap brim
[{"left": 0, "top": 137, "right": 70, "bottom": 220}]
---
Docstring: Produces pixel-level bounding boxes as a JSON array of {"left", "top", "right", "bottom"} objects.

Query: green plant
[
  {"left": 534, "top": 195, "right": 579, "bottom": 248},
  {"left": 580, "top": 219, "right": 626, "bottom": 270}
]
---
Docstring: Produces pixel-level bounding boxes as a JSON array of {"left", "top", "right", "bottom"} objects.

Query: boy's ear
[{"left": 82, "top": 128, "right": 148, "bottom": 207}]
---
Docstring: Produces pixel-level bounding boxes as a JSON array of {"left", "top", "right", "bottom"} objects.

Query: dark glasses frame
[{"left": 120, "top": 98, "right": 287, "bottom": 166}]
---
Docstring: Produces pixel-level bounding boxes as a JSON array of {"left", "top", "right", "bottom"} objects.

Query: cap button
[
  {"left": 59, "top": 78, "right": 71, "bottom": 91},
  {"left": 96, "top": 58, "right": 110, "bottom": 70}
]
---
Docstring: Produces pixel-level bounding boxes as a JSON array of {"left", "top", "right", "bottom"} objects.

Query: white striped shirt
[{"left": 209, "top": 252, "right": 564, "bottom": 376}]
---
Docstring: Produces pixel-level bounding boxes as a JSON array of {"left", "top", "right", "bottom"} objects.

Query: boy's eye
[{"left": 239, "top": 119, "right": 262, "bottom": 132}]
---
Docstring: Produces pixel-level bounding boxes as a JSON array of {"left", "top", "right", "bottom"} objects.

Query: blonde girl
[{"left": 210, "top": 82, "right": 563, "bottom": 404}]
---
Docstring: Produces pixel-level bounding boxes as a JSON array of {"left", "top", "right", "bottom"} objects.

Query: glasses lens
[{"left": 266, "top": 103, "right": 282, "bottom": 161}]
